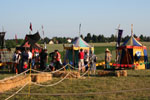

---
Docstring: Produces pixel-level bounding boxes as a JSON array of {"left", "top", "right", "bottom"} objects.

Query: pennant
[
  {"left": 117, "top": 29, "right": 123, "bottom": 47},
  {"left": 30, "top": 22, "right": 32, "bottom": 31}
]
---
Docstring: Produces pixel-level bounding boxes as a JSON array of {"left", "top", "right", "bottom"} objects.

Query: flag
[
  {"left": 30, "top": 22, "right": 32, "bottom": 31},
  {"left": 117, "top": 29, "right": 123, "bottom": 47},
  {"left": 15, "top": 34, "right": 18, "bottom": 43}
]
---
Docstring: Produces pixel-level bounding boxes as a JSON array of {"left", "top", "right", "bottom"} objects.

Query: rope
[
  {"left": 80, "top": 68, "right": 90, "bottom": 77},
  {"left": 31, "top": 64, "right": 68, "bottom": 74},
  {"left": 2, "top": 87, "right": 150, "bottom": 96},
  {"left": 31, "top": 72, "right": 70, "bottom": 87},
  {"left": 4, "top": 82, "right": 29, "bottom": 100},
  {"left": 68, "top": 63, "right": 89, "bottom": 70},
  {"left": 68, "top": 64, "right": 79, "bottom": 70},
  {"left": 0, "top": 69, "right": 30, "bottom": 83}
]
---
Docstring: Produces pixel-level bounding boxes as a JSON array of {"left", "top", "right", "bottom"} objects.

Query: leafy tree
[
  {"left": 84, "top": 33, "right": 92, "bottom": 42},
  {"left": 109, "top": 34, "right": 115, "bottom": 42},
  {"left": 92, "top": 34, "right": 98, "bottom": 43},
  {"left": 44, "top": 37, "right": 50, "bottom": 44},
  {"left": 139, "top": 35, "right": 144, "bottom": 41}
]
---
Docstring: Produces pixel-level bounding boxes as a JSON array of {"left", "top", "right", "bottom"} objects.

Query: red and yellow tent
[{"left": 117, "top": 35, "right": 149, "bottom": 69}]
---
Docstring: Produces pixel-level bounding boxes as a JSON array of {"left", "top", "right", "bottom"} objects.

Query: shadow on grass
[{"left": 128, "top": 74, "right": 150, "bottom": 77}]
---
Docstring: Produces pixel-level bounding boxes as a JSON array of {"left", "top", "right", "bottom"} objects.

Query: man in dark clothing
[{"left": 40, "top": 49, "right": 48, "bottom": 70}]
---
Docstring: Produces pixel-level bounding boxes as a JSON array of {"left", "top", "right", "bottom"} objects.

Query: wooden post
[
  {"left": 131, "top": 24, "right": 133, "bottom": 37},
  {"left": 28, "top": 63, "right": 31, "bottom": 96}
]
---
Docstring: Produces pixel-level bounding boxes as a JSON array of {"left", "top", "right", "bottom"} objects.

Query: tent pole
[
  {"left": 126, "top": 48, "right": 130, "bottom": 66},
  {"left": 72, "top": 45, "right": 74, "bottom": 67}
]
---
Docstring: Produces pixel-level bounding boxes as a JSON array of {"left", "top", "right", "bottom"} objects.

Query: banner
[
  {"left": 0, "top": 32, "right": 5, "bottom": 49},
  {"left": 117, "top": 29, "right": 123, "bottom": 47}
]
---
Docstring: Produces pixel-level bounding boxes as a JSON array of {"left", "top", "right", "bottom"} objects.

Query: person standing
[
  {"left": 90, "top": 51, "right": 97, "bottom": 75},
  {"left": 28, "top": 49, "right": 32, "bottom": 68},
  {"left": 78, "top": 49, "right": 85, "bottom": 72},
  {"left": 105, "top": 48, "right": 112, "bottom": 69},
  {"left": 54, "top": 50, "right": 62, "bottom": 70},
  {"left": 40, "top": 49, "right": 48, "bottom": 70},
  {"left": 84, "top": 50, "right": 89, "bottom": 71},
  {"left": 13, "top": 50, "right": 21, "bottom": 74}
]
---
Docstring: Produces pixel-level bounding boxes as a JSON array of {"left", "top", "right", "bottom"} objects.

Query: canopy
[
  {"left": 64, "top": 37, "right": 93, "bottom": 50},
  {"left": 73, "top": 37, "right": 91, "bottom": 47},
  {"left": 17, "top": 32, "right": 42, "bottom": 52},
  {"left": 122, "top": 36, "right": 142, "bottom": 46}
]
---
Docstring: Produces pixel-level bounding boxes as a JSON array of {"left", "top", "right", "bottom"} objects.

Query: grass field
[
  {"left": 1, "top": 70, "right": 150, "bottom": 100},
  {"left": 0, "top": 42, "right": 150, "bottom": 100}
]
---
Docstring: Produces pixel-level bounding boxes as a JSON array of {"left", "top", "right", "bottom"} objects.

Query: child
[{"left": 23, "top": 62, "right": 28, "bottom": 71}]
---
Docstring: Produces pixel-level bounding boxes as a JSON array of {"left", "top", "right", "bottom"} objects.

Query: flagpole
[
  {"left": 131, "top": 24, "right": 133, "bottom": 37},
  {"left": 115, "top": 24, "right": 120, "bottom": 47},
  {"left": 115, "top": 24, "right": 120, "bottom": 64},
  {"left": 79, "top": 23, "right": 81, "bottom": 37},
  {"left": 42, "top": 25, "right": 46, "bottom": 49}
]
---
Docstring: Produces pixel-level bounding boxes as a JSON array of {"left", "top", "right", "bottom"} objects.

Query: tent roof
[
  {"left": 122, "top": 36, "right": 142, "bottom": 46},
  {"left": 20, "top": 32, "right": 42, "bottom": 50},
  {"left": 73, "top": 37, "right": 91, "bottom": 47}
]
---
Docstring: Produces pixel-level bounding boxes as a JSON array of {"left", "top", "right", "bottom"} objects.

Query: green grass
[{"left": 1, "top": 70, "right": 150, "bottom": 100}]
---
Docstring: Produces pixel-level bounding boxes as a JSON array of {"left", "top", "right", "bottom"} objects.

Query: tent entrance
[{"left": 120, "top": 48, "right": 133, "bottom": 64}]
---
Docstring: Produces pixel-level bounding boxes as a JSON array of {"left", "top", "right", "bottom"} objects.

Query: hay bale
[
  {"left": 53, "top": 71, "right": 80, "bottom": 78},
  {"left": 122, "top": 70, "right": 127, "bottom": 77},
  {"left": 115, "top": 71, "right": 120, "bottom": 77},
  {"left": 115, "top": 70, "right": 127, "bottom": 77},
  {"left": 31, "top": 73, "right": 52, "bottom": 83},
  {"left": 0, "top": 75, "right": 31, "bottom": 93}
]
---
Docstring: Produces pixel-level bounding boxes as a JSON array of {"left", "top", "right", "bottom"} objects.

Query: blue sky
[{"left": 0, "top": 0, "right": 150, "bottom": 39}]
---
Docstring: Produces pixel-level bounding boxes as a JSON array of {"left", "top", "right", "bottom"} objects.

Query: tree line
[{"left": 4, "top": 33, "right": 150, "bottom": 48}]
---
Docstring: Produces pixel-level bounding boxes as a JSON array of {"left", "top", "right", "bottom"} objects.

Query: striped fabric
[
  {"left": 122, "top": 36, "right": 142, "bottom": 46},
  {"left": 73, "top": 37, "right": 91, "bottom": 47}
]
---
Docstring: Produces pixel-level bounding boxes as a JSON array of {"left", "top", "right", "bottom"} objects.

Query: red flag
[
  {"left": 30, "top": 22, "right": 32, "bottom": 31},
  {"left": 15, "top": 34, "right": 18, "bottom": 43}
]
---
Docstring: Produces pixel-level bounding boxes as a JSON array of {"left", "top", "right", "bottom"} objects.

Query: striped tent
[
  {"left": 122, "top": 36, "right": 142, "bottom": 46},
  {"left": 73, "top": 37, "right": 91, "bottom": 47},
  {"left": 63, "top": 37, "right": 94, "bottom": 66},
  {"left": 117, "top": 35, "right": 149, "bottom": 69}
]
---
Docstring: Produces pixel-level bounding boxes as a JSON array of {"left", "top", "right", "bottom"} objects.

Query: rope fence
[
  {"left": 4, "top": 82, "right": 29, "bottom": 100},
  {"left": 0, "top": 69, "right": 30, "bottom": 83},
  {"left": 1, "top": 62, "right": 150, "bottom": 99},
  {"left": 31, "top": 72, "right": 70, "bottom": 87},
  {"left": 2, "top": 87, "right": 150, "bottom": 97}
]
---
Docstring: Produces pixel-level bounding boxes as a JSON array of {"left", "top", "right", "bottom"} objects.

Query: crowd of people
[
  {"left": 11, "top": 48, "right": 98, "bottom": 74},
  {"left": 12, "top": 48, "right": 63, "bottom": 74}
]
